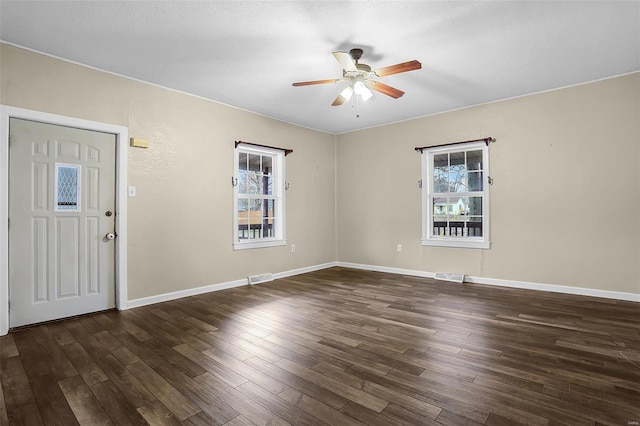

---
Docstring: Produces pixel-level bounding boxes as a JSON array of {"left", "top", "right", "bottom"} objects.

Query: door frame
[{"left": 0, "top": 105, "right": 128, "bottom": 335}]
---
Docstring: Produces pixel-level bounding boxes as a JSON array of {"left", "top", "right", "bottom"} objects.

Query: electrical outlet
[
  {"left": 397, "top": 244, "right": 403, "bottom": 252},
  {"left": 291, "top": 244, "right": 296, "bottom": 253}
]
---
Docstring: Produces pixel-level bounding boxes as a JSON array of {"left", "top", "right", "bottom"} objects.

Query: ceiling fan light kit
[
  {"left": 332, "top": 83, "right": 358, "bottom": 107},
  {"left": 353, "top": 81, "right": 373, "bottom": 100},
  {"left": 293, "top": 48, "right": 421, "bottom": 109}
]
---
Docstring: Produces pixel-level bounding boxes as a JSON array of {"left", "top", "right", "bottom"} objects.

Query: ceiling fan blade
[
  {"left": 375, "top": 60, "right": 422, "bottom": 77},
  {"left": 292, "top": 79, "right": 339, "bottom": 87},
  {"left": 370, "top": 81, "right": 405, "bottom": 98},
  {"left": 332, "top": 51, "right": 357, "bottom": 72}
]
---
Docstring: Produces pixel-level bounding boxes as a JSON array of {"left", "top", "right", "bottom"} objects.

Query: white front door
[{"left": 9, "top": 118, "right": 116, "bottom": 327}]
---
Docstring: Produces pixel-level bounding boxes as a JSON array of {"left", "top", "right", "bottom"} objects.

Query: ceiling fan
[{"left": 292, "top": 48, "right": 421, "bottom": 106}]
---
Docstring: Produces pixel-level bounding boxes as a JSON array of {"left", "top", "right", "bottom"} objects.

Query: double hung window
[
  {"left": 233, "top": 143, "right": 286, "bottom": 250},
  {"left": 421, "top": 141, "right": 490, "bottom": 249}
]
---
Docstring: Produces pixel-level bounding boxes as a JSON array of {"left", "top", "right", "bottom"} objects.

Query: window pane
[
  {"left": 450, "top": 152, "right": 465, "bottom": 172},
  {"left": 238, "top": 198, "right": 248, "bottom": 213},
  {"left": 267, "top": 200, "right": 277, "bottom": 237},
  {"left": 449, "top": 220, "right": 465, "bottom": 237},
  {"left": 262, "top": 156, "right": 272, "bottom": 175},
  {"left": 433, "top": 221, "right": 447, "bottom": 236},
  {"left": 267, "top": 199, "right": 274, "bottom": 217},
  {"left": 265, "top": 199, "right": 275, "bottom": 238},
  {"left": 449, "top": 170, "right": 467, "bottom": 192},
  {"left": 265, "top": 175, "right": 273, "bottom": 195},
  {"left": 433, "top": 167, "right": 447, "bottom": 193},
  {"left": 448, "top": 196, "right": 465, "bottom": 217},
  {"left": 249, "top": 199, "right": 262, "bottom": 224},
  {"left": 245, "top": 171, "right": 263, "bottom": 194},
  {"left": 468, "top": 197, "right": 483, "bottom": 216},
  {"left": 248, "top": 154, "right": 261, "bottom": 172},
  {"left": 56, "top": 164, "right": 80, "bottom": 211},
  {"left": 433, "top": 197, "right": 448, "bottom": 218},
  {"left": 468, "top": 216, "right": 483, "bottom": 236},
  {"left": 239, "top": 153, "right": 248, "bottom": 171},
  {"left": 238, "top": 170, "right": 247, "bottom": 193},
  {"left": 433, "top": 154, "right": 448, "bottom": 193},
  {"left": 238, "top": 199, "right": 249, "bottom": 240},
  {"left": 238, "top": 224, "right": 248, "bottom": 240},
  {"left": 433, "top": 153, "right": 448, "bottom": 168},
  {"left": 453, "top": 196, "right": 467, "bottom": 216},
  {"left": 247, "top": 199, "right": 262, "bottom": 240},
  {"left": 467, "top": 150, "right": 483, "bottom": 171},
  {"left": 264, "top": 216, "right": 275, "bottom": 238},
  {"left": 467, "top": 171, "right": 483, "bottom": 191}
]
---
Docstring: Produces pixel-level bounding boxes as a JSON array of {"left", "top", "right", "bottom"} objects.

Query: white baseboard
[
  {"left": 127, "top": 260, "right": 639, "bottom": 310},
  {"left": 126, "top": 261, "right": 339, "bottom": 309},
  {"left": 337, "top": 261, "right": 435, "bottom": 279},
  {"left": 274, "top": 262, "right": 338, "bottom": 280},
  {"left": 463, "top": 275, "right": 640, "bottom": 302},
  {"left": 336, "top": 261, "right": 640, "bottom": 303},
  {"left": 127, "top": 278, "right": 248, "bottom": 309}
]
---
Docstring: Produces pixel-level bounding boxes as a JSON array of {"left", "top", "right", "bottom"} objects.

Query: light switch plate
[{"left": 128, "top": 186, "right": 136, "bottom": 197}]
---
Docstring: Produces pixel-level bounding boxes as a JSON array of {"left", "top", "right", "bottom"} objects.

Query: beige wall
[
  {"left": 337, "top": 72, "right": 640, "bottom": 295},
  {"left": 1, "top": 44, "right": 337, "bottom": 300},
  {"left": 2, "top": 43, "right": 639, "bottom": 299}
]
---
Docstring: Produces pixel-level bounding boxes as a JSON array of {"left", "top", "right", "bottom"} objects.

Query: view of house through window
[
  {"left": 422, "top": 141, "right": 490, "bottom": 249},
  {"left": 233, "top": 144, "right": 285, "bottom": 249}
]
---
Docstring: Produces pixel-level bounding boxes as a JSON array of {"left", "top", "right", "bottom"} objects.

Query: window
[
  {"left": 421, "top": 141, "right": 490, "bottom": 249},
  {"left": 233, "top": 143, "right": 286, "bottom": 250},
  {"left": 55, "top": 163, "right": 81, "bottom": 212}
]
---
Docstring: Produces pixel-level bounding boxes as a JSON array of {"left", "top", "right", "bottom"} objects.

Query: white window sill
[
  {"left": 233, "top": 239, "right": 286, "bottom": 251},
  {"left": 422, "top": 238, "right": 490, "bottom": 249}
]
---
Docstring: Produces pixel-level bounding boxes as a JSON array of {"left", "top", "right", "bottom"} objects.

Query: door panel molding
[{"left": 0, "top": 105, "right": 128, "bottom": 335}]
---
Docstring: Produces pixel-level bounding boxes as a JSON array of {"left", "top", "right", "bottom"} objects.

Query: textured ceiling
[{"left": 1, "top": 1, "right": 639, "bottom": 134}]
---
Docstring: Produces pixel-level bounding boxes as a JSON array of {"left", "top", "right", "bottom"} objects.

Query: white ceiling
[{"left": 1, "top": 1, "right": 639, "bottom": 134}]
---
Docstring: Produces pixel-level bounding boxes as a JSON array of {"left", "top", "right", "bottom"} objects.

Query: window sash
[{"left": 422, "top": 142, "right": 490, "bottom": 249}]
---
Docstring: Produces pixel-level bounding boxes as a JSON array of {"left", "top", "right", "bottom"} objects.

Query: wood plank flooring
[{"left": 1, "top": 266, "right": 639, "bottom": 425}]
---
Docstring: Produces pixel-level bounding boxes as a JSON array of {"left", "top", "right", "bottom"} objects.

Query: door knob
[{"left": 105, "top": 232, "right": 116, "bottom": 240}]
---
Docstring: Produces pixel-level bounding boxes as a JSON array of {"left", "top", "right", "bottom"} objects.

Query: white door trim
[{"left": 0, "top": 105, "right": 128, "bottom": 335}]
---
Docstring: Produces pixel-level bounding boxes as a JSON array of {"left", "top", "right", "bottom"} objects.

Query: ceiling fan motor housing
[
  {"left": 349, "top": 48, "right": 372, "bottom": 72},
  {"left": 350, "top": 48, "right": 364, "bottom": 61}
]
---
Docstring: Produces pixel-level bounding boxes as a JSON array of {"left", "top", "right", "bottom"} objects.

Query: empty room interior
[{"left": 0, "top": 1, "right": 639, "bottom": 425}]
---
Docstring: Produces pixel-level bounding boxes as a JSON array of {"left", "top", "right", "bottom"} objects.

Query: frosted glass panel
[{"left": 55, "top": 163, "right": 81, "bottom": 212}]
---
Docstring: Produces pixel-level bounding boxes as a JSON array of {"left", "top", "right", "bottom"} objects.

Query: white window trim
[
  {"left": 233, "top": 143, "right": 286, "bottom": 250},
  {"left": 421, "top": 141, "right": 490, "bottom": 249}
]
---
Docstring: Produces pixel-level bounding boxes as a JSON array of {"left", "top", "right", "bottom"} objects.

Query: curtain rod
[
  {"left": 415, "top": 137, "right": 495, "bottom": 153},
  {"left": 236, "top": 140, "right": 293, "bottom": 156}
]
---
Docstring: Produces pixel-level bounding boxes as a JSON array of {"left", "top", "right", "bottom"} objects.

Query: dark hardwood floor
[{"left": 1, "top": 266, "right": 639, "bottom": 425}]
